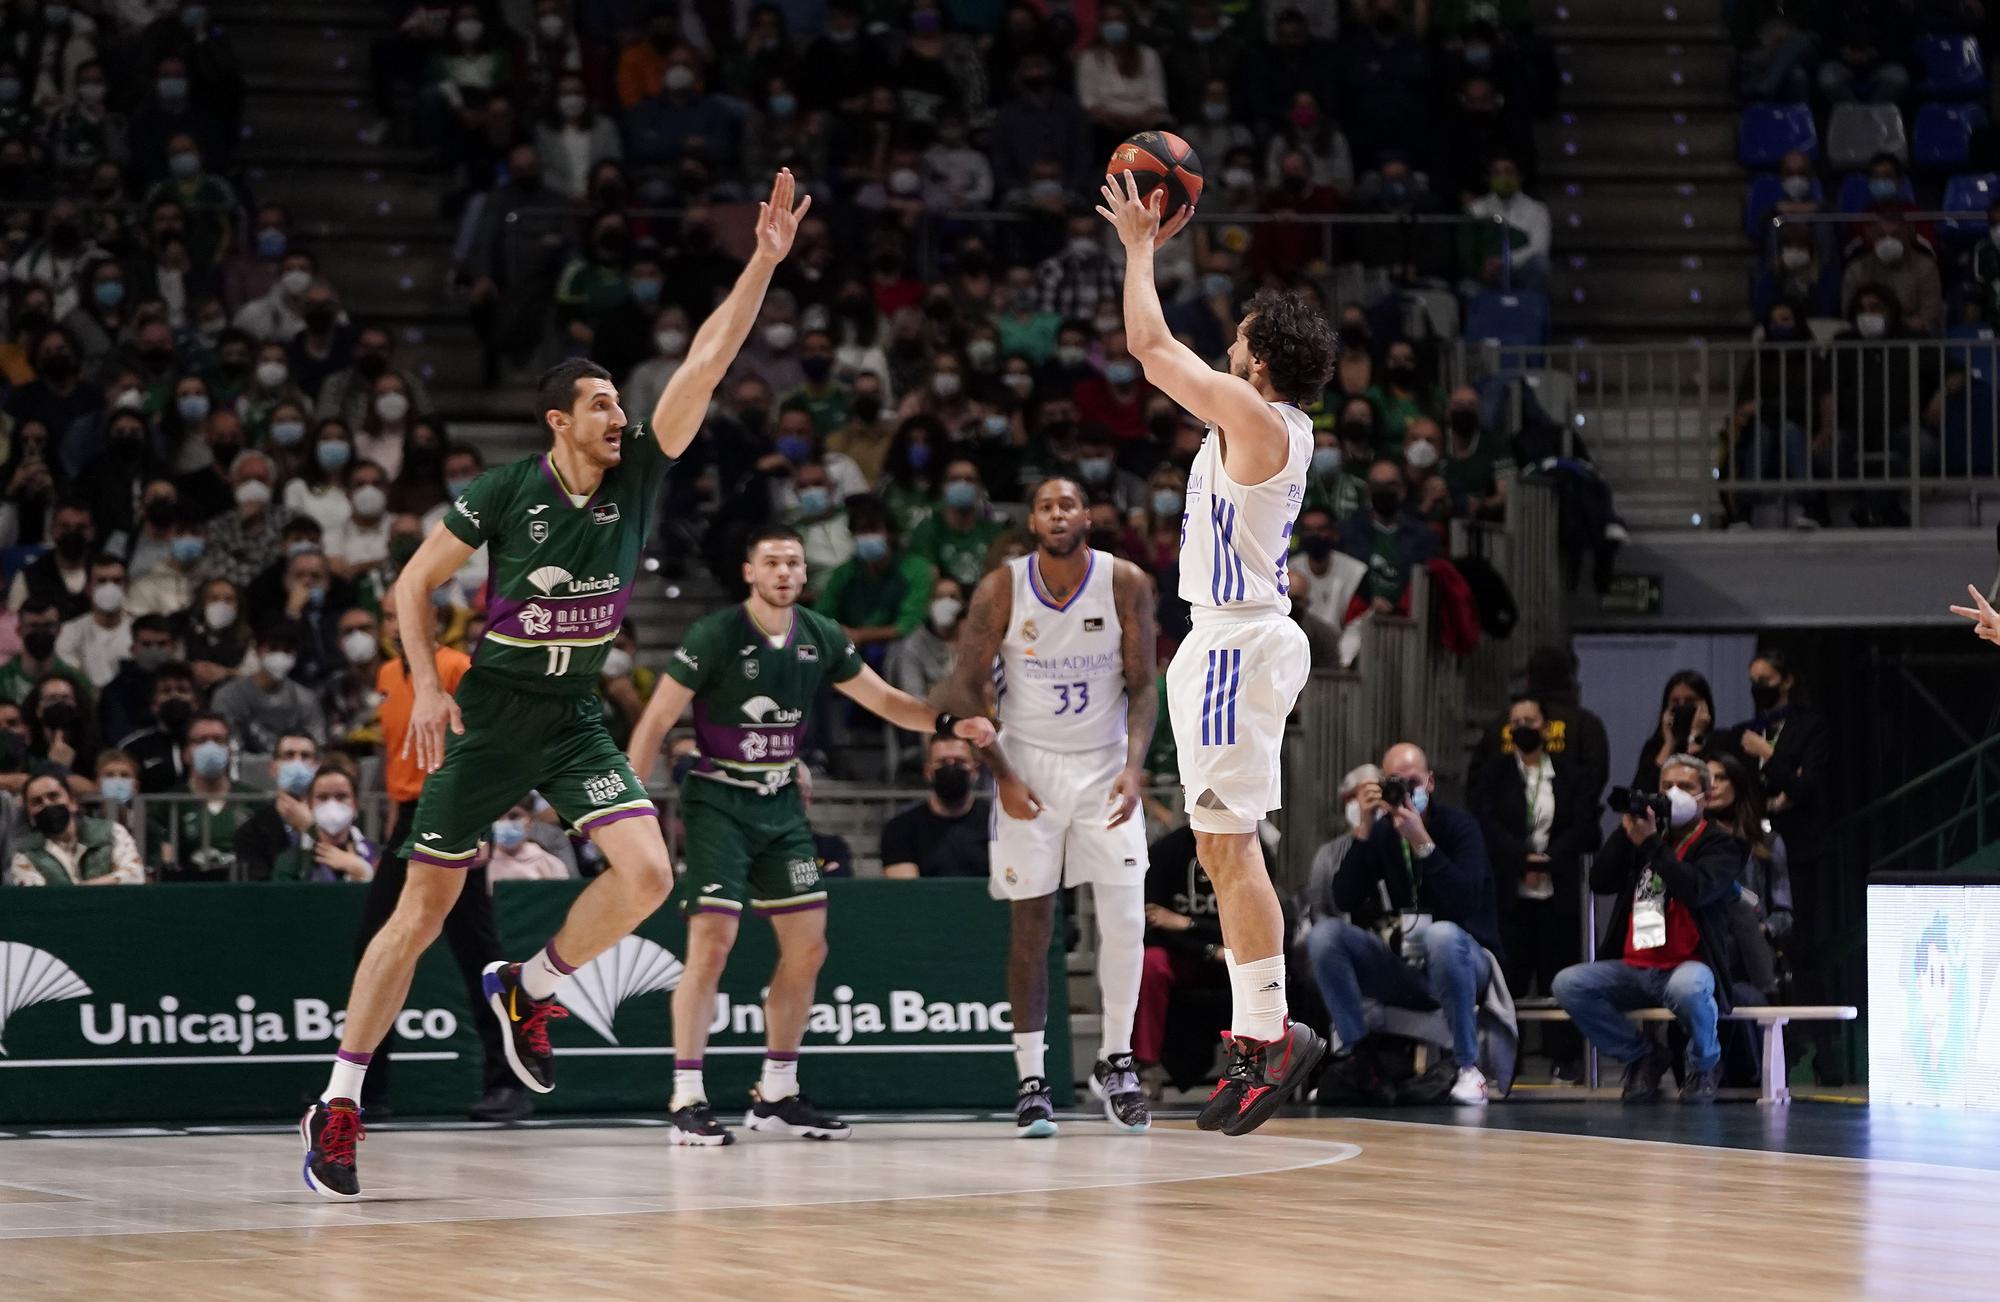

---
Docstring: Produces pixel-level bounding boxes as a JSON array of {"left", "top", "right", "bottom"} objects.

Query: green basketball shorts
[{"left": 674, "top": 774, "right": 825, "bottom": 918}]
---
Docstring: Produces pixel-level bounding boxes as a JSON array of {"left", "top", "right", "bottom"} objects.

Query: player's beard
[
  {"left": 1038, "top": 526, "right": 1085, "bottom": 558},
  {"left": 1229, "top": 350, "right": 1251, "bottom": 383},
  {"left": 756, "top": 581, "right": 800, "bottom": 609}
]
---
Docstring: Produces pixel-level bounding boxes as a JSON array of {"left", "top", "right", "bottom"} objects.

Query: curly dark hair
[{"left": 1242, "top": 287, "right": 1338, "bottom": 406}]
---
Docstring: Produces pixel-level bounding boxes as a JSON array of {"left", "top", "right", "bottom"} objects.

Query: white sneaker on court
[{"left": 1450, "top": 1065, "right": 1489, "bottom": 1106}]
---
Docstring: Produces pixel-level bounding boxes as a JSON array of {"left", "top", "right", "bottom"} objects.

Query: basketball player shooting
[{"left": 1098, "top": 171, "right": 1337, "bottom": 1136}]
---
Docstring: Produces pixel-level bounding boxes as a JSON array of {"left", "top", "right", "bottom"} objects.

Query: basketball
[{"left": 1107, "top": 130, "right": 1204, "bottom": 221}]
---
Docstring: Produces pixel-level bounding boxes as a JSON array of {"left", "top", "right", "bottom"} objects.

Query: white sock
[
  {"left": 759, "top": 1054, "right": 800, "bottom": 1101},
  {"left": 519, "top": 942, "right": 573, "bottom": 1001},
  {"left": 1013, "top": 1030, "right": 1047, "bottom": 1082},
  {"left": 671, "top": 1065, "right": 706, "bottom": 1110},
  {"left": 322, "top": 1051, "right": 369, "bottom": 1103},
  {"left": 1230, "top": 954, "right": 1289, "bottom": 1043},
  {"left": 1093, "top": 882, "right": 1143, "bottom": 1061}
]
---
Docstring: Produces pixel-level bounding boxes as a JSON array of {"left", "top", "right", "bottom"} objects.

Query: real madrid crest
[
  {"left": 1021, "top": 619, "right": 1039, "bottom": 642},
  {"left": 529, "top": 520, "right": 549, "bottom": 544}
]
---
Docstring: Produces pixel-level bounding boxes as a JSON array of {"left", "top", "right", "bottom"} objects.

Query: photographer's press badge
[{"left": 1631, "top": 871, "right": 1668, "bottom": 950}]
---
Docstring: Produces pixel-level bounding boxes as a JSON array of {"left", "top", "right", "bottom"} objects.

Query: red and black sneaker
[
  {"left": 301, "top": 1098, "right": 364, "bottom": 1201},
  {"left": 1218, "top": 1022, "right": 1328, "bottom": 1137},
  {"left": 482, "top": 961, "right": 568, "bottom": 1094},
  {"left": 1196, "top": 1031, "right": 1253, "bottom": 1131}
]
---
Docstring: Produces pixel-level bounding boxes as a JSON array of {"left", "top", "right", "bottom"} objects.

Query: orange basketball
[{"left": 1107, "top": 130, "right": 1204, "bottom": 221}]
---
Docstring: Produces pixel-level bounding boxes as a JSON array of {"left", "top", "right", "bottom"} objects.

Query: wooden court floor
[{"left": 5, "top": 1107, "right": 1999, "bottom": 1299}]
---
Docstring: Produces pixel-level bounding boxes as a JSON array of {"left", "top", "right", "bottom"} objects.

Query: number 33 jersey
[
  {"left": 995, "top": 549, "right": 1126, "bottom": 753},
  {"left": 440, "top": 428, "right": 674, "bottom": 688}
]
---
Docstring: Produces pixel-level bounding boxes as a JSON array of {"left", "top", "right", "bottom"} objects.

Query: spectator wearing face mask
[
  {"left": 233, "top": 731, "right": 322, "bottom": 881},
  {"left": 1401, "top": 417, "right": 1454, "bottom": 528},
  {"left": 284, "top": 418, "right": 360, "bottom": 532},
  {"left": 622, "top": 304, "right": 690, "bottom": 421},
  {"left": 1303, "top": 765, "right": 1385, "bottom": 924},
  {"left": 147, "top": 710, "right": 253, "bottom": 881},
  {"left": 200, "top": 449, "right": 289, "bottom": 586},
  {"left": 269, "top": 764, "right": 376, "bottom": 883},
  {"left": 596, "top": 620, "right": 654, "bottom": 751},
  {"left": 881, "top": 734, "right": 991, "bottom": 878},
  {"left": 624, "top": 43, "right": 741, "bottom": 170},
  {"left": 1288, "top": 504, "right": 1366, "bottom": 631},
  {"left": 810, "top": 495, "right": 936, "bottom": 660},
  {"left": 211, "top": 622, "right": 325, "bottom": 755},
  {"left": 119, "top": 479, "right": 183, "bottom": 586},
  {"left": 97, "top": 613, "right": 177, "bottom": 745},
  {"left": 1036, "top": 213, "right": 1122, "bottom": 320},
  {"left": 325, "top": 460, "right": 392, "bottom": 578},
  {"left": 1841, "top": 218, "right": 1941, "bottom": 336},
  {"left": 907, "top": 461, "right": 1005, "bottom": 588},
  {"left": 485, "top": 800, "right": 571, "bottom": 882},
  {"left": 180, "top": 574, "right": 247, "bottom": 691},
  {"left": 1338, "top": 457, "right": 1441, "bottom": 617},
  {"left": 1441, "top": 385, "right": 1511, "bottom": 520},
  {"left": 1072, "top": 425, "right": 1149, "bottom": 515},
  {"left": 116, "top": 660, "right": 198, "bottom": 793},
  {"left": 314, "top": 324, "right": 433, "bottom": 442},
  {"left": 536, "top": 72, "right": 622, "bottom": 199},
  {"left": 1752, "top": 223, "right": 1840, "bottom": 323},
  {"left": 8, "top": 328, "right": 103, "bottom": 440},
  {"left": 1073, "top": 327, "right": 1154, "bottom": 446},
  {"left": 53, "top": 554, "right": 134, "bottom": 691},
  {"left": 220, "top": 204, "right": 293, "bottom": 315},
  {"left": 0, "top": 597, "right": 93, "bottom": 707},
  {"left": 93, "top": 747, "right": 140, "bottom": 820},
  {"left": 1552, "top": 756, "right": 1745, "bottom": 1103},
  {"left": 1830, "top": 286, "right": 1938, "bottom": 526},
  {"left": 885, "top": 573, "right": 966, "bottom": 766},
  {"left": 26, "top": 673, "right": 100, "bottom": 792},
  {"left": 231, "top": 250, "right": 319, "bottom": 344},
  {"left": 784, "top": 459, "right": 856, "bottom": 581},
  {"left": 1301, "top": 428, "right": 1366, "bottom": 521},
  {"left": 6, "top": 772, "right": 145, "bottom": 886},
  {"left": 779, "top": 329, "right": 851, "bottom": 437},
  {"left": 1724, "top": 304, "right": 1824, "bottom": 518},
  {"left": 1461, "top": 153, "right": 1550, "bottom": 293},
  {"left": 1962, "top": 200, "right": 2000, "bottom": 326}
]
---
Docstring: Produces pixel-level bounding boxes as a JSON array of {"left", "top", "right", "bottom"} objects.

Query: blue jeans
[
  {"left": 1551, "top": 959, "right": 1721, "bottom": 1072},
  {"left": 1306, "top": 917, "right": 1489, "bottom": 1065}
]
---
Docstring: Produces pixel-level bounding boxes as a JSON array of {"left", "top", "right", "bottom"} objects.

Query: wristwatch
[{"left": 1412, "top": 840, "right": 1437, "bottom": 859}]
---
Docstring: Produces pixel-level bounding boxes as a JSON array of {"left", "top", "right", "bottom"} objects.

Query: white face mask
[
  {"left": 601, "top": 647, "right": 634, "bottom": 679},
  {"left": 1780, "top": 173, "right": 1811, "bottom": 200},
  {"left": 92, "top": 582, "right": 124, "bottom": 614},
  {"left": 1855, "top": 312, "right": 1887, "bottom": 339},
  {"left": 1069, "top": 236, "right": 1099, "bottom": 260},
  {"left": 1405, "top": 439, "right": 1440, "bottom": 469},
  {"left": 260, "top": 650, "right": 297, "bottom": 680},
  {"left": 558, "top": 93, "right": 587, "bottom": 119},
  {"left": 255, "top": 359, "right": 288, "bottom": 389},
  {"left": 929, "top": 596, "right": 963, "bottom": 629},
  {"left": 656, "top": 328, "right": 687, "bottom": 356},
  {"left": 375, "top": 391, "right": 410, "bottom": 423},
  {"left": 204, "top": 599, "right": 237, "bottom": 630},
  {"left": 280, "top": 268, "right": 313, "bottom": 296},
  {"left": 1344, "top": 799, "right": 1362, "bottom": 829},
  {"left": 235, "top": 479, "right": 273, "bottom": 507},
  {"left": 351, "top": 484, "right": 388, "bottom": 518},
  {"left": 1779, "top": 246, "right": 1810, "bottom": 269},
  {"left": 930, "top": 371, "right": 962, "bottom": 398},
  {"left": 1666, "top": 785, "right": 1701, "bottom": 828},
  {"left": 762, "top": 322, "right": 798, "bottom": 351},
  {"left": 341, "top": 629, "right": 378, "bottom": 665},
  {"left": 1873, "top": 236, "right": 1905, "bottom": 264},
  {"left": 313, "top": 799, "right": 356, "bottom": 837}
]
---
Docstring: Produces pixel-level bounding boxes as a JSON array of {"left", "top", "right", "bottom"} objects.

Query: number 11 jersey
[{"left": 995, "top": 549, "right": 1126, "bottom": 753}]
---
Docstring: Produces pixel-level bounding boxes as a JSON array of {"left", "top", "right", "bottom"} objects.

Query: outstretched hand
[
  {"left": 951, "top": 715, "right": 998, "bottom": 750},
  {"left": 1095, "top": 171, "right": 1192, "bottom": 250},
  {"left": 753, "top": 167, "right": 812, "bottom": 261},
  {"left": 1950, "top": 583, "right": 2000, "bottom": 647}
]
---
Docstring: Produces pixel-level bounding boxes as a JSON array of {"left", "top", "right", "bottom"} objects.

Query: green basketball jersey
[
  {"left": 665, "top": 603, "right": 864, "bottom": 792},
  {"left": 441, "top": 426, "right": 674, "bottom": 689}
]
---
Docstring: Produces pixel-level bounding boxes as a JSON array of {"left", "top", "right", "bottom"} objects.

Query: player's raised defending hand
[
  {"left": 752, "top": 167, "right": 811, "bottom": 263},
  {"left": 1950, "top": 583, "right": 2000, "bottom": 647},
  {"left": 1095, "top": 171, "right": 1192, "bottom": 250}
]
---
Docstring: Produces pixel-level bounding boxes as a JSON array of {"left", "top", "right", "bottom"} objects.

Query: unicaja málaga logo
[{"left": 0, "top": 943, "right": 92, "bottom": 1054}]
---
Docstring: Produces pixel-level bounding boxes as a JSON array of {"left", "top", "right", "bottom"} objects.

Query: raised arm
[
  {"left": 392, "top": 522, "right": 476, "bottom": 772},
  {"left": 624, "top": 674, "right": 697, "bottom": 786},
  {"left": 1108, "top": 558, "right": 1157, "bottom": 828},
  {"left": 836, "top": 664, "right": 996, "bottom": 749},
  {"left": 648, "top": 169, "right": 811, "bottom": 459},
  {"left": 935, "top": 566, "right": 1028, "bottom": 795},
  {"left": 1098, "top": 173, "right": 1287, "bottom": 479}
]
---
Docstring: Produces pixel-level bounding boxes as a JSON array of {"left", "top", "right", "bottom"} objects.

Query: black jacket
[
  {"left": 1592, "top": 818, "right": 1746, "bottom": 1013},
  {"left": 1333, "top": 801, "right": 1503, "bottom": 958},
  {"left": 1470, "top": 696, "right": 1610, "bottom": 807},
  {"left": 1468, "top": 751, "right": 1597, "bottom": 909},
  {"left": 1722, "top": 705, "right": 1830, "bottom": 860},
  {"left": 232, "top": 800, "right": 300, "bottom": 884}
]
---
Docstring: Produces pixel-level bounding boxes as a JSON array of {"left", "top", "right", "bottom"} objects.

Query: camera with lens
[
  {"left": 1607, "top": 786, "right": 1673, "bottom": 824},
  {"left": 1379, "top": 776, "right": 1409, "bottom": 808}
]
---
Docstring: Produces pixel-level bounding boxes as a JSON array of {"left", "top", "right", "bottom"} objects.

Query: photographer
[
  {"left": 1305, "top": 743, "right": 1503, "bottom": 1106},
  {"left": 1551, "top": 755, "right": 1745, "bottom": 1104},
  {"left": 1632, "top": 669, "right": 1715, "bottom": 793}
]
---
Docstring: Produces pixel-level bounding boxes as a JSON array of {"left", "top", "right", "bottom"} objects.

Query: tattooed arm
[
  {"left": 939, "top": 566, "right": 1039, "bottom": 815},
  {"left": 1108, "top": 559, "right": 1158, "bottom": 828}
]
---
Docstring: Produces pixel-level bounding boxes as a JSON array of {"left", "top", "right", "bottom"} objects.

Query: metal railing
[
  {"left": 122, "top": 791, "right": 397, "bottom": 883},
  {"left": 1462, "top": 338, "right": 2000, "bottom": 528}
]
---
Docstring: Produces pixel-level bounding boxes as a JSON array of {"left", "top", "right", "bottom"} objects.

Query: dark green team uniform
[
  {"left": 405, "top": 428, "right": 674, "bottom": 868},
  {"left": 665, "top": 602, "right": 864, "bottom": 916}
]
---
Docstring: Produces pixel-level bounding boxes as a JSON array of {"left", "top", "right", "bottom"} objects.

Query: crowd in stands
[{"left": 1730, "top": 1, "right": 2000, "bottom": 523}]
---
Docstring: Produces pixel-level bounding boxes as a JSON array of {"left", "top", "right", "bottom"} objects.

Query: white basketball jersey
[
  {"left": 1178, "top": 402, "right": 1314, "bottom": 618},
  {"left": 994, "top": 549, "right": 1127, "bottom": 752}
]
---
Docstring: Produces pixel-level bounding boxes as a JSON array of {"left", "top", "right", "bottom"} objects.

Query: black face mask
[
  {"left": 49, "top": 222, "right": 81, "bottom": 255},
  {"left": 800, "top": 356, "right": 832, "bottom": 384},
  {"left": 1301, "top": 534, "right": 1336, "bottom": 560},
  {"left": 1385, "top": 364, "right": 1418, "bottom": 390},
  {"left": 853, "top": 394, "right": 882, "bottom": 422},
  {"left": 144, "top": 498, "right": 176, "bottom": 528},
  {"left": 40, "top": 353, "right": 77, "bottom": 384},
  {"left": 22, "top": 629, "right": 56, "bottom": 661},
  {"left": 356, "top": 353, "right": 390, "bottom": 380},
  {"left": 304, "top": 304, "right": 338, "bottom": 333},
  {"left": 596, "top": 181, "right": 627, "bottom": 208},
  {"left": 1511, "top": 725, "right": 1544, "bottom": 754},
  {"left": 1337, "top": 419, "right": 1372, "bottom": 447},
  {"left": 931, "top": 762, "right": 973, "bottom": 804},
  {"left": 1148, "top": 413, "right": 1177, "bottom": 441},
  {"left": 1449, "top": 408, "right": 1480, "bottom": 437},
  {"left": 55, "top": 530, "right": 90, "bottom": 562},
  {"left": 1040, "top": 418, "right": 1076, "bottom": 443},
  {"left": 1750, "top": 681, "right": 1782, "bottom": 712},
  {"left": 155, "top": 695, "right": 193, "bottom": 735},
  {"left": 739, "top": 408, "right": 768, "bottom": 437},
  {"left": 0, "top": 728, "right": 21, "bottom": 769},
  {"left": 1087, "top": 527, "right": 1118, "bottom": 551},
  {"left": 18, "top": 306, "right": 52, "bottom": 335},
  {"left": 31, "top": 802, "right": 71, "bottom": 838},
  {"left": 37, "top": 700, "right": 78, "bottom": 733},
  {"left": 1370, "top": 488, "right": 1403, "bottom": 519}
]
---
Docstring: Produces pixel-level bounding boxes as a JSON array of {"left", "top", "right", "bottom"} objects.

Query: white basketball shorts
[
  {"left": 988, "top": 739, "right": 1149, "bottom": 900},
  {"left": 1165, "top": 612, "right": 1311, "bottom": 834}
]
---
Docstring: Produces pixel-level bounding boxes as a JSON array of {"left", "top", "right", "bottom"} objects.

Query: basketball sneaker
[
  {"left": 744, "top": 1088, "right": 851, "bottom": 1141},
  {"left": 1217, "top": 1022, "right": 1328, "bottom": 1137},
  {"left": 1088, "top": 1053, "right": 1151, "bottom": 1132},
  {"left": 482, "top": 961, "right": 567, "bottom": 1094},
  {"left": 300, "top": 1098, "right": 364, "bottom": 1201},
  {"left": 1196, "top": 1032, "right": 1249, "bottom": 1130},
  {"left": 1015, "top": 1076, "right": 1058, "bottom": 1138},
  {"left": 667, "top": 1100, "right": 735, "bottom": 1146}
]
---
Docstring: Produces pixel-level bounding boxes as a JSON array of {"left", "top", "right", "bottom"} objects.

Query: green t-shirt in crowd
[
  {"left": 1363, "top": 520, "right": 1411, "bottom": 604},
  {"left": 1443, "top": 431, "right": 1511, "bottom": 511},
  {"left": 0, "top": 654, "right": 92, "bottom": 708},
  {"left": 907, "top": 511, "right": 1005, "bottom": 587},
  {"left": 1305, "top": 471, "right": 1369, "bottom": 522},
  {"left": 812, "top": 551, "right": 935, "bottom": 639},
  {"left": 781, "top": 384, "right": 853, "bottom": 437},
  {"left": 996, "top": 310, "right": 1062, "bottom": 364}
]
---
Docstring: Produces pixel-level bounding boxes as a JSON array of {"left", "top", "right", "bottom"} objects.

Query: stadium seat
[
  {"left": 1463, "top": 291, "right": 1550, "bottom": 350},
  {"left": 1826, "top": 103, "right": 1907, "bottom": 173},
  {"left": 1913, "top": 102, "right": 1987, "bottom": 171},
  {"left": 1941, "top": 379, "right": 1998, "bottom": 477},
  {"left": 1837, "top": 171, "right": 1916, "bottom": 213},
  {"left": 1744, "top": 173, "right": 1824, "bottom": 242},
  {"left": 1942, "top": 172, "right": 2000, "bottom": 239},
  {"left": 1740, "top": 103, "right": 1817, "bottom": 169},
  {"left": 1916, "top": 34, "right": 1988, "bottom": 100}
]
